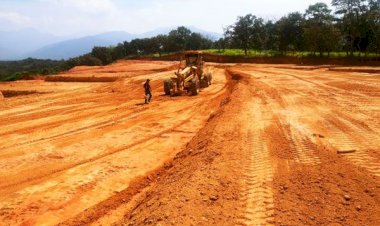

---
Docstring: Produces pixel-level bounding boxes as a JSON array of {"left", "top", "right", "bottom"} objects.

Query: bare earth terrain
[{"left": 0, "top": 61, "right": 379, "bottom": 226}]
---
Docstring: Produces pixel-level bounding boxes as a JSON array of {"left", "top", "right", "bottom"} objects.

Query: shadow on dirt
[{"left": 1, "top": 90, "right": 47, "bottom": 98}]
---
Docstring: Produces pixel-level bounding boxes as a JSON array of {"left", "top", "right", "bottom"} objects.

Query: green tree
[
  {"left": 225, "top": 14, "right": 256, "bottom": 55},
  {"left": 214, "top": 38, "right": 228, "bottom": 52},
  {"left": 363, "top": 0, "right": 380, "bottom": 53},
  {"left": 111, "top": 43, "right": 127, "bottom": 61},
  {"left": 188, "top": 33, "right": 203, "bottom": 50},
  {"left": 140, "top": 38, "right": 158, "bottom": 55},
  {"left": 276, "top": 12, "right": 305, "bottom": 54},
  {"left": 91, "top": 47, "right": 112, "bottom": 65},
  {"left": 187, "top": 33, "right": 213, "bottom": 50},
  {"left": 155, "top": 35, "right": 167, "bottom": 56},
  {"left": 123, "top": 41, "right": 133, "bottom": 56},
  {"left": 79, "top": 54, "right": 103, "bottom": 66},
  {"left": 332, "top": 0, "right": 368, "bottom": 55},
  {"left": 251, "top": 17, "right": 266, "bottom": 51},
  {"left": 167, "top": 26, "right": 192, "bottom": 52},
  {"left": 128, "top": 39, "right": 146, "bottom": 55},
  {"left": 264, "top": 21, "right": 279, "bottom": 51},
  {"left": 304, "top": 3, "right": 340, "bottom": 56}
]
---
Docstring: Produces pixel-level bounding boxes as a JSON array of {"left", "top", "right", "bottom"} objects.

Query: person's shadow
[{"left": 135, "top": 103, "right": 146, "bottom": 106}]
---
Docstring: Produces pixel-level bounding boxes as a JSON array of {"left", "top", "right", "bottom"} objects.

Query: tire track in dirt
[
  {"left": 288, "top": 128, "right": 321, "bottom": 165},
  {"left": 276, "top": 95, "right": 321, "bottom": 166},
  {"left": 240, "top": 65, "right": 380, "bottom": 225},
  {"left": 238, "top": 129, "right": 275, "bottom": 226},
  {"left": 336, "top": 119, "right": 380, "bottom": 177},
  {"left": 0, "top": 69, "right": 227, "bottom": 194},
  {"left": 0, "top": 106, "right": 200, "bottom": 191},
  {"left": 0, "top": 103, "right": 115, "bottom": 137},
  {"left": 337, "top": 115, "right": 380, "bottom": 149},
  {"left": 253, "top": 67, "right": 376, "bottom": 112},
  {"left": 265, "top": 70, "right": 380, "bottom": 172},
  {"left": 249, "top": 67, "right": 378, "bottom": 169},
  {"left": 249, "top": 73, "right": 321, "bottom": 166},
  {"left": 272, "top": 116, "right": 321, "bottom": 166},
  {"left": 0, "top": 76, "right": 179, "bottom": 155},
  {"left": 235, "top": 90, "right": 275, "bottom": 226},
  {"left": 344, "top": 151, "right": 380, "bottom": 177},
  {"left": 323, "top": 117, "right": 380, "bottom": 177},
  {"left": 0, "top": 87, "right": 100, "bottom": 117},
  {"left": 245, "top": 66, "right": 379, "bottom": 173},
  {"left": 2, "top": 72, "right": 178, "bottom": 155},
  {"left": 303, "top": 97, "right": 380, "bottom": 173},
  {"left": 0, "top": 102, "right": 153, "bottom": 152},
  {"left": 341, "top": 96, "right": 380, "bottom": 131},
  {"left": 275, "top": 68, "right": 380, "bottom": 125}
]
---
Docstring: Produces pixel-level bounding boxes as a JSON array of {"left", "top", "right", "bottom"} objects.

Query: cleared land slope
[{"left": 0, "top": 61, "right": 379, "bottom": 226}]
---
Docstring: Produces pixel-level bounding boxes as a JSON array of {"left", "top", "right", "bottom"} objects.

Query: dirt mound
[
  {"left": 0, "top": 90, "right": 43, "bottom": 98},
  {"left": 68, "top": 60, "right": 178, "bottom": 74},
  {"left": 44, "top": 60, "right": 179, "bottom": 83},
  {"left": 141, "top": 53, "right": 380, "bottom": 66},
  {"left": 326, "top": 81, "right": 380, "bottom": 94},
  {"left": 329, "top": 67, "right": 380, "bottom": 74},
  {"left": 273, "top": 65, "right": 331, "bottom": 70},
  {"left": 45, "top": 76, "right": 120, "bottom": 83}
]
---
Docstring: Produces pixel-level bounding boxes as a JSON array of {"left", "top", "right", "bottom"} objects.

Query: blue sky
[{"left": 0, "top": 0, "right": 332, "bottom": 36}]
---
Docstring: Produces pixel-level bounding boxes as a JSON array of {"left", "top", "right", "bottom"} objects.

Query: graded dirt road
[
  {"left": 0, "top": 61, "right": 379, "bottom": 226},
  {"left": 0, "top": 60, "right": 228, "bottom": 225}
]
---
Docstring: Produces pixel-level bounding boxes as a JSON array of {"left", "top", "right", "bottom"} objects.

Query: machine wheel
[
  {"left": 207, "top": 73, "right": 212, "bottom": 85},
  {"left": 189, "top": 79, "right": 200, "bottom": 96},
  {"left": 164, "top": 79, "right": 173, "bottom": 95},
  {"left": 200, "top": 77, "right": 209, "bottom": 88}
]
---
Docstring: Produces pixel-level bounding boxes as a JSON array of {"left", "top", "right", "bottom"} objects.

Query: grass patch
[
  {"left": 205, "top": 49, "right": 279, "bottom": 57},
  {"left": 204, "top": 49, "right": 380, "bottom": 58}
]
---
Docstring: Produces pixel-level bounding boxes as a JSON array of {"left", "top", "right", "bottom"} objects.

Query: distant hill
[
  {"left": 187, "top": 26, "right": 223, "bottom": 40},
  {"left": 1, "top": 27, "right": 222, "bottom": 60},
  {"left": 0, "top": 28, "right": 66, "bottom": 60},
  {"left": 26, "top": 31, "right": 136, "bottom": 60},
  {"left": 27, "top": 27, "right": 222, "bottom": 60}
]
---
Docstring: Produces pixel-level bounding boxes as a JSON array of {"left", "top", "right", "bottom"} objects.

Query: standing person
[{"left": 144, "top": 79, "right": 152, "bottom": 104}]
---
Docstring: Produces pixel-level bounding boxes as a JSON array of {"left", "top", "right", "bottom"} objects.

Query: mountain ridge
[
  {"left": 26, "top": 31, "right": 136, "bottom": 60},
  {"left": 1, "top": 27, "right": 222, "bottom": 60}
]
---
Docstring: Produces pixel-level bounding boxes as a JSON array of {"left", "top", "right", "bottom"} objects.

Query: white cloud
[
  {"left": 0, "top": 11, "right": 32, "bottom": 26},
  {"left": 40, "top": 0, "right": 118, "bottom": 15},
  {"left": 0, "top": 0, "right": 334, "bottom": 36},
  {"left": 26, "top": 0, "right": 123, "bottom": 36}
]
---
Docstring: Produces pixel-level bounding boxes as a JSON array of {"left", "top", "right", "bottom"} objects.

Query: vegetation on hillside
[
  {"left": 0, "top": 58, "right": 68, "bottom": 81},
  {"left": 1, "top": 0, "right": 379, "bottom": 81},
  {"left": 60, "top": 0, "right": 380, "bottom": 65},
  {"left": 222, "top": 0, "right": 380, "bottom": 56}
]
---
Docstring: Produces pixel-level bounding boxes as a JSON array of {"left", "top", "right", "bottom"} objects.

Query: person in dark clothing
[{"left": 144, "top": 79, "right": 152, "bottom": 104}]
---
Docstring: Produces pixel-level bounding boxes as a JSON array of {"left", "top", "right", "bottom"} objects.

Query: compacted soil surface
[{"left": 0, "top": 61, "right": 379, "bottom": 226}]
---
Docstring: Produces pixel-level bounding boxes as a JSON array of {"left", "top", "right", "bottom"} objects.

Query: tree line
[
  {"left": 222, "top": 0, "right": 380, "bottom": 56},
  {"left": 67, "top": 26, "right": 214, "bottom": 67},
  {"left": 0, "top": 27, "right": 212, "bottom": 81},
  {"left": 0, "top": 58, "right": 68, "bottom": 81},
  {"left": 68, "top": 0, "right": 380, "bottom": 68}
]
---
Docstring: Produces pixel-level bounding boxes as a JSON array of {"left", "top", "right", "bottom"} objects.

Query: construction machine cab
[
  {"left": 163, "top": 51, "right": 212, "bottom": 96},
  {"left": 185, "top": 53, "right": 200, "bottom": 66}
]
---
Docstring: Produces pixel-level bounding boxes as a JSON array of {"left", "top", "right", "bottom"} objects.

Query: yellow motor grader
[{"left": 164, "top": 51, "right": 212, "bottom": 96}]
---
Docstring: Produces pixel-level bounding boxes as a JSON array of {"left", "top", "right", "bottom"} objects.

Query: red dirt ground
[{"left": 0, "top": 61, "right": 379, "bottom": 226}]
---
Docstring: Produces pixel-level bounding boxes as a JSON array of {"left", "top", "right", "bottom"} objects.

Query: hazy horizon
[{"left": 1, "top": 0, "right": 332, "bottom": 37}]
